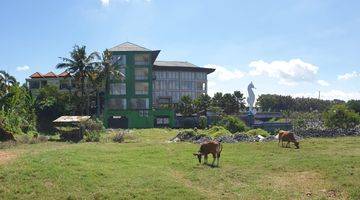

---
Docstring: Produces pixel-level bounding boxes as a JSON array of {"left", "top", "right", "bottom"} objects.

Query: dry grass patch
[{"left": 0, "top": 151, "right": 16, "bottom": 165}]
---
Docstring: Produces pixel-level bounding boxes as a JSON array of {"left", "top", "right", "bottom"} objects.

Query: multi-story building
[{"left": 26, "top": 42, "right": 215, "bottom": 128}]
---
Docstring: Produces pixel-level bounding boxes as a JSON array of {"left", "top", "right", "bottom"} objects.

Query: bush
[
  {"left": 245, "top": 128, "right": 270, "bottom": 137},
  {"left": 205, "top": 126, "right": 231, "bottom": 138},
  {"left": 112, "top": 132, "right": 124, "bottom": 143},
  {"left": 198, "top": 116, "right": 207, "bottom": 129},
  {"left": 84, "top": 131, "right": 101, "bottom": 142},
  {"left": 291, "top": 111, "right": 324, "bottom": 131},
  {"left": 218, "top": 115, "right": 247, "bottom": 133},
  {"left": 323, "top": 104, "right": 360, "bottom": 129}
]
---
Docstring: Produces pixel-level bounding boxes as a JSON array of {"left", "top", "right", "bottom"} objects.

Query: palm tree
[
  {"left": 56, "top": 45, "right": 101, "bottom": 115},
  {"left": 88, "top": 49, "right": 125, "bottom": 117},
  {"left": 0, "top": 70, "right": 17, "bottom": 96}
]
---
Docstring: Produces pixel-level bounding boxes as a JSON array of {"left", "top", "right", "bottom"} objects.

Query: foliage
[
  {"left": 81, "top": 119, "right": 105, "bottom": 142},
  {"left": 112, "top": 132, "right": 125, "bottom": 143},
  {"left": 290, "top": 111, "right": 324, "bottom": 131},
  {"left": 217, "top": 115, "right": 247, "bottom": 133},
  {"left": 347, "top": 100, "right": 360, "bottom": 114},
  {"left": 176, "top": 95, "right": 195, "bottom": 117},
  {"left": 56, "top": 45, "right": 101, "bottom": 115},
  {"left": 0, "top": 84, "right": 36, "bottom": 134},
  {"left": 204, "top": 125, "right": 231, "bottom": 138},
  {"left": 233, "top": 91, "right": 246, "bottom": 111},
  {"left": 0, "top": 70, "right": 17, "bottom": 97},
  {"left": 198, "top": 116, "right": 207, "bottom": 129},
  {"left": 256, "top": 94, "right": 339, "bottom": 112},
  {"left": 59, "top": 127, "right": 83, "bottom": 142},
  {"left": 35, "top": 85, "right": 73, "bottom": 134},
  {"left": 193, "top": 94, "right": 211, "bottom": 115},
  {"left": 323, "top": 104, "right": 360, "bottom": 129},
  {"left": 210, "top": 91, "right": 244, "bottom": 115},
  {"left": 245, "top": 128, "right": 270, "bottom": 137}
]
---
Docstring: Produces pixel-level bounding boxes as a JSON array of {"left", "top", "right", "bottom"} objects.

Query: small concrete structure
[{"left": 53, "top": 116, "right": 91, "bottom": 123}]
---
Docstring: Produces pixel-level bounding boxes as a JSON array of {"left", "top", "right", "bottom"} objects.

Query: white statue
[{"left": 247, "top": 82, "right": 257, "bottom": 115}]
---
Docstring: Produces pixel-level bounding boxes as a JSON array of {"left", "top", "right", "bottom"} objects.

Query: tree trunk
[
  {"left": 80, "top": 77, "right": 85, "bottom": 115},
  {"left": 96, "top": 90, "right": 100, "bottom": 117}
]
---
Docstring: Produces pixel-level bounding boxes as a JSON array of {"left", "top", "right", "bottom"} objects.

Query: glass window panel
[
  {"left": 134, "top": 54, "right": 150, "bottom": 65},
  {"left": 135, "top": 82, "right": 149, "bottom": 95},
  {"left": 29, "top": 81, "right": 40, "bottom": 89},
  {"left": 131, "top": 98, "right": 149, "bottom": 109},
  {"left": 110, "top": 83, "right": 126, "bottom": 95},
  {"left": 135, "top": 68, "right": 148, "bottom": 80},
  {"left": 108, "top": 98, "right": 126, "bottom": 110}
]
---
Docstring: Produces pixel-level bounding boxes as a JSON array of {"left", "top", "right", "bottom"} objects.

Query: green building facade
[{"left": 103, "top": 42, "right": 175, "bottom": 128}]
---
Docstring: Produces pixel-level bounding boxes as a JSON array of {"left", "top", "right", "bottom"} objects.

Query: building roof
[
  {"left": 58, "top": 71, "right": 71, "bottom": 77},
  {"left": 43, "top": 71, "right": 58, "bottom": 78},
  {"left": 154, "top": 61, "right": 199, "bottom": 68},
  {"left": 109, "top": 42, "right": 152, "bottom": 52},
  {"left": 53, "top": 116, "right": 91, "bottom": 123},
  {"left": 153, "top": 61, "right": 215, "bottom": 74},
  {"left": 30, "top": 72, "right": 44, "bottom": 78},
  {"left": 28, "top": 71, "right": 71, "bottom": 79}
]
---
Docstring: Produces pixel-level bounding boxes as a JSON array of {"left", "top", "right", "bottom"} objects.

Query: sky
[{"left": 0, "top": 0, "right": 360, "bottom": 101}]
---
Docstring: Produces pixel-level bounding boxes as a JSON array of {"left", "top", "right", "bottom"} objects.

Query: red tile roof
[
  {"left": 30, "top": 72, "right": 43, "bottom": 78},
  {"left": 58, "top": 71, "right": 71, "bottom": 77},
  {"left": 42, "top": 71, "right": 58, "bottom": 78}
]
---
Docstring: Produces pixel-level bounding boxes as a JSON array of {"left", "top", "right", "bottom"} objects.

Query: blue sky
[{"left": 1, "top": 0, "right": 360, "bottom": 100}]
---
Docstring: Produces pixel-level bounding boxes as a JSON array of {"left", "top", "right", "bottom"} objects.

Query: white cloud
[
  {"left": 292, "top": 90, "right": 360, "bottom": 101},
  {"left": 249, "top": 59, "right": 319, "bottom": 86},
  {"left": 100, "top": 0, "right": 110, "bottom": 7},
  {"left": 338, "top": 71, "right": 360, "bottom": 80},
  {"left": 205, "top": 64, "right": 245, "bottom": 81},
  {"left": 16, "top": 65, "right": 30, "bottom": 71},
  {"left": 317, "top": 80, "right": 330, "bottom": 87}
]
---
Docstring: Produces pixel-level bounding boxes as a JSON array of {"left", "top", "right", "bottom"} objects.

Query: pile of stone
[
  {"left": 170, "top": 131, "right": 279, "bottom": 144},
  {"left": 295, "top": 126, "right": 360, "bottom": 138}
]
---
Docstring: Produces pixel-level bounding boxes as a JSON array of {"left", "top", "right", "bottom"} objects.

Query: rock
[
  {"left": 263, "top": 135, "right": 277, "bottom": 142},
  {"left": 233, "top": 133, "right": 254, "bottom": 142},
  {"left": 215, "top": 135, "right": 237, "bottom": 143}
]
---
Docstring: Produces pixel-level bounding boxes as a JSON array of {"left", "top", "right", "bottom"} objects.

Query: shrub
[
  {"left": 112, "top": 132, "right": 124, "bottom": 143},
  {"left": 198, "top": 116, "right": 207, "bottom": 129},
  {"left": 245, "top": 128, "right": 270, "bottom": 137},
  {"left": 84, "top": 131, "right": 101, "bottom": 142},
  {"left": 291, "top": 111, "right": 324, "bottom": 131},
  {"left": 81, "top": 118, "right": 105, "bottom": 132},
  {"left": 58, "top": 127, "right": 83, "bottom": 142},
  {"left": 205, "top": 126, "right": 231, "bottom": 138},
  {"left": 323, "top": 104, "right": 360, "bottom": 129},
  {"left": 218, "top": 116, "right": 247, "bottom": 133}
]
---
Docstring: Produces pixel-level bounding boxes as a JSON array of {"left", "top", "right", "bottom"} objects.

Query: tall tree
[
  {"left": 233, "top": 91, "right": 246, "bottom": 111},
  {"left": 177, "top": 95, "right": 195, "bottom": 117},
  {"left": 88, "top": 49, "right": 125, "bottom": 117},
  {"left": 194, "top": 94, "right": 211, "bottom": 115},
  {"left": 56, "top": 45, "right": 101, "bottom": 115},
  {"left": 211, "top": 92, "right": 223, "bottom": 108},
  {"left": 222, "top": 93, "right": 239, "bottom": 115},
  {"left": 0, "top": 70, "right": 17, "bottom": 96}
]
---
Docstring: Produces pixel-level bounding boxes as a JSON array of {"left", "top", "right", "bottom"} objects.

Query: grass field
[{"left": 1, "top": 129, "right": 360, "bottom": 199}]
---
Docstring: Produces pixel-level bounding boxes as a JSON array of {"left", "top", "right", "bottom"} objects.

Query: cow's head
[{"left": 193, "top": 152, "right": 202, "bottom": 163}]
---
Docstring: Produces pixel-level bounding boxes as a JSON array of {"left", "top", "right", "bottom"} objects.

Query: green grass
[{"left": 1, "top": 129, "right": 360, "bottom": 199}]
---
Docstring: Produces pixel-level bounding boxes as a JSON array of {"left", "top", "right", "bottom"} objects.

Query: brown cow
[
  {"left": 278, "top": 130, "right": 299, "bottom": 149},
  {"left": 193, "top": 141, "right": 223, "bottom": 167}
]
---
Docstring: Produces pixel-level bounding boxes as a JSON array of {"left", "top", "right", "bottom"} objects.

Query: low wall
[{"left": 294, "top": 128, "right": 360, "bottom": 138}]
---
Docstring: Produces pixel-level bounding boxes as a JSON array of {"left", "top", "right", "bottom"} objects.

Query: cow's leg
[
  {"left": 204, "top": 154, "right": 208, "bottom": 164},
  {"left": 281, "top": 140, "right": 284, "bottom": 147},
  {"left": 211, "top": 153, "right": 216, "bottom": 166},
  {"left": 286, "top": 141, "right": 290, "bottom": 148},
  {"left": 216, "top": 153, "right": 221, "bottom": 166}
]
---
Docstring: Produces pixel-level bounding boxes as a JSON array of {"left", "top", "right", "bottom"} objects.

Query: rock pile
[{"left": 295, "top": 126, "right": 360, "bottom": 138}]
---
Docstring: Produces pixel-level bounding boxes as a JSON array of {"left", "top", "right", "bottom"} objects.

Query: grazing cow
[
  {"left": 278, "top": 130, "right": 299, "bottom": 149},
  {"left": 193, "top": 141, "right": 223, "bottom": 167}
]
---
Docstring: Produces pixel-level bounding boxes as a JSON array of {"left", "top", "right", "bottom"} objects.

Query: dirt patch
[
  {"left": 265, "top": 171, "right": 346, "bottom": 199},
  {"left": 0, "top": 151, "right": 16, "bottom": 164}
]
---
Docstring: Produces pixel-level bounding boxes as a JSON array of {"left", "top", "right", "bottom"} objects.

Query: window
[
  {"left": 197, "top": 82, "right": 206, "bottom": 91},
  {"left": 60, "top": 79, "right": 70, "bottom": 90},
  {"left": 156, "top": 117, "right": 170, "bottom": 125},
  {"left": 139, "top": 110, "right": 149, "bottom": 117},
  {"left": 168, "top": 80, "right": 179, "bottom": 90},
  {"left": 110, "top": 83, "right": 126, "bottom": 95},
  {"left": 29, "top": 81, "right": 40, "bottom": 89},
  {"left": 131, "top": 98, "right": 149, "bottom": 109},
  {"left": 108, "top": 98, "right": 126, "bottom": 110},
  {"left": 41, "top": 80, "right": 47, "bottom": 87},
  {"left": 111, "top": 55, "right": 126, "bottom": 66},
  {"left": 180, "top": 81, "right": 194, "bottom": 90},
  {"left": 135, "top": 82, "right": 149, "bottom": 95},
  {"left": 135, "top": 68, "right": 148, "bottom": 80},
  {"left": 134, "top": 54, "right": 150, "bottom": 65}
]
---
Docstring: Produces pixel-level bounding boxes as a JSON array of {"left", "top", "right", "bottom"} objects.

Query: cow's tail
[{"left": 219, "top": 142, "right": 223, "bottom": 153}]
